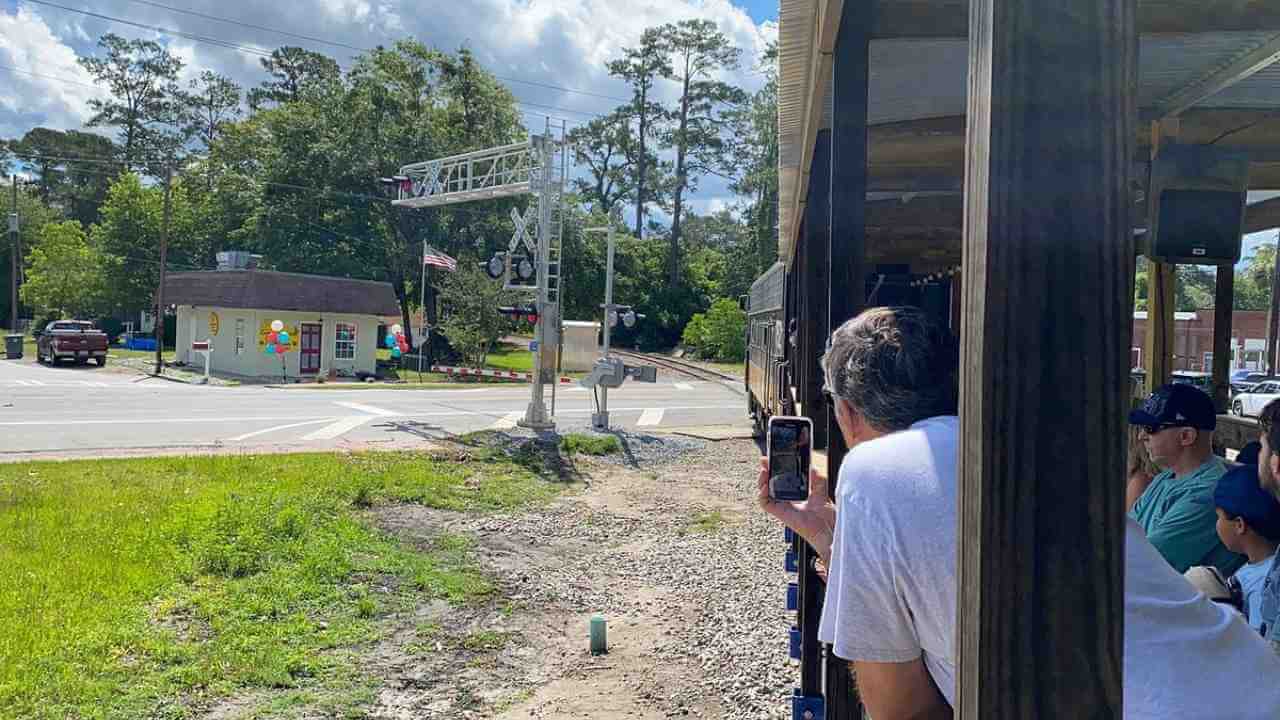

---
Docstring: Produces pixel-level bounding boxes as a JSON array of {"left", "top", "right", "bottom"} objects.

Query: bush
[{"left": 682, "top": 298, "right": 746, "bottom": 362}]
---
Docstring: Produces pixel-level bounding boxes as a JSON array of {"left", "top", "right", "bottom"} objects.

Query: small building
[{"left": 162, "top": 266, "right": 401, "bottom": 380}]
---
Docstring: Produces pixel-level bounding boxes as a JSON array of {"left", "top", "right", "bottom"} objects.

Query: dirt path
[{"left": 364, "top": 437, "right": 793, "bottom": 720}]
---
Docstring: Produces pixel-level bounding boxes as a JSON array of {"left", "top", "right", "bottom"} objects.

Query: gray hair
[{"left": 821, "top": 307, "right": 958, "bottom": 433}]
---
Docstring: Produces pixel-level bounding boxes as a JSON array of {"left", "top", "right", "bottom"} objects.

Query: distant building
[
  {"left": 1131, "top": 309, "right": 1269, "bottom": 372},
  {"left": 161, "top": 256, "right": 400, "bottom": 380}
]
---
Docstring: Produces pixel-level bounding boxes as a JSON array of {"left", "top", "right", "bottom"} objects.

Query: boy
[{"left": 1215, "top": 463, "right": 1280, "bottom": 632}]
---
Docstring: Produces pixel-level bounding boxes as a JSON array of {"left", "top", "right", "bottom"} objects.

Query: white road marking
[
  {"left": 227, "top": 418, "right": 337, "bottom": 442},
  {"left": 333, "top": 401, "right": 399, "bottom": 416},
  {"left": 637, "top": 408, "right": 664, "bottom": 426},
  {"left": 566, "top": 386, "right": 590, "bottom": 392},
  {"left": 0, "top": 405, "right": 742, "bottom": 427},
  {"left": 674, "top": 382, "right": 694, "bottom": 391},
  {"left": 303, "top": 415, "right": 375, "bottom": 440},
  {"left": 489, "top": 411, "right": 522, "bottom": 430}
]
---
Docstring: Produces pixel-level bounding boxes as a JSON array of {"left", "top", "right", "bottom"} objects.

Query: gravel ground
[{"left": 370, "top": 435, "right": 797, "bottom": 719}]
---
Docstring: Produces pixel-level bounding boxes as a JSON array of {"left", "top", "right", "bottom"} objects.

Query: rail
[{"left": 611, "top": 349, "right": 745, "bottom": 390}]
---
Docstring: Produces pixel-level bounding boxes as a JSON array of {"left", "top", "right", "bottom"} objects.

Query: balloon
[
  {"left": 266, "top": 343, "right": 277, "bottom": 354},
  {"left": 391, "top": 324, "right": 402, "bottom": 335},
  {"left": 276, "top": 343, "right": 289, "bottom": 353},
  {"left": 385, "top": 334, "right": 396, "bottom": 348},
  {"left": 390, "top": 348, "right": 402, "bottom": 358},
  {"left": 277, "top": 331, "right": 290, "bottom": 344},
  {"left": 267, "top": 331, "right": 278, "bottom": 344},
  {"left": 270, "top": 320, "right": 284, "bottom": 333}
]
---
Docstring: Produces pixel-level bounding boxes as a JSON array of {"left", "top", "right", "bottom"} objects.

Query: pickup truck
[{"left": 36, "top": 321, "right": 109, "bottom": 366}]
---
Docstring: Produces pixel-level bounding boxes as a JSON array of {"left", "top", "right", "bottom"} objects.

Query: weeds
[{"left": 559, "top": 433, "right": 623, "bottom": 456}]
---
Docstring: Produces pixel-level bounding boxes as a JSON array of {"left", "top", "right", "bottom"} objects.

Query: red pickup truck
[{"left": 36, "top": 321, "right": 109, "bottom": 366}]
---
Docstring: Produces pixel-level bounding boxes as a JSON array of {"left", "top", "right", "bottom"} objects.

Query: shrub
[{"left": 681, "top": 297, "right": 746, "bottom": 361}]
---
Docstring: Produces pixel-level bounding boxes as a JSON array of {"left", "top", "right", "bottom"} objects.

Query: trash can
[{"left": 5, "top": 334, "right": 23, "bottom": 360}]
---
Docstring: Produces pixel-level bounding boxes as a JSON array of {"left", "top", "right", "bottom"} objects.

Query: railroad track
[{"left": 611, "top": 349, "right": 744, "bottom": 389}]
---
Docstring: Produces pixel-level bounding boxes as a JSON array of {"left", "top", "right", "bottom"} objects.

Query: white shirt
[{"left": 817, "top": 416, "right": 1280, "bottom": 717}]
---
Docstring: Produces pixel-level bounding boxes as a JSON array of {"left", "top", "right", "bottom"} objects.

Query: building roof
[{"left": 162, "top": 270, "right": 401, "bottom": 317}]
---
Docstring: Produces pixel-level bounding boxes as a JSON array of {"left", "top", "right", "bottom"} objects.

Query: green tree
[
  {"left": 78, "top": 33, "right": 184, "bottom": 170},
  {"left": 567, "top": 109, "right": 635, "bottom": 216},
  {"left": 732, "top": 42, "right": 780, "bottom": 280},
  {"left": 247, "top": 46, "right": 342, "bottom": 110},
  {"left": 608, "top": 27, "right": 672, "bottom": 237},
  {"left": 20, "top": 221, "right": 113, "bottom": 319},
  {"left": 0, "top": 188, "right": 62, "bottom": 325},
  {"left": 437, "top": 263, "right": 519, "bottom": 366},
  {"left": 657, "top": 19, "right": 749, "bottom": 286},
  {"left": 91, "top": 173, "right": 205, "bottom": 313},
  {"left": 8, "top": 128, "right": 120, "bottom": 225},
  {"left": 183, "top": 71, "right": 242, "bottom": 153},
  {"left": 682, "top": 297, "right": 745, "bottom": 361}
]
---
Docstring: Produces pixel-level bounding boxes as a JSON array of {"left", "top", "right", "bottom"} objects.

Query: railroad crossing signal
[{"left": 498, "top": 305, "right": 539, "bottom": 324}]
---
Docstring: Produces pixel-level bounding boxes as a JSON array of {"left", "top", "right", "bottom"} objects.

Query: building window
[
  {"left": 335, "top": 323, "right": 357, "bottom": 360},
  {"left": 235, "top": 319, "right": 246, "bottom": 355}
]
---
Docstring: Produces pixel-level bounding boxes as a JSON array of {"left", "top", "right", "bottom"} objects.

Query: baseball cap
[
  {"left": 1214, "top": 464, "right": 1280, "bottom": 541},
  {"left": 1128, "top": 383, "right": 1217, "bottom": 431}
]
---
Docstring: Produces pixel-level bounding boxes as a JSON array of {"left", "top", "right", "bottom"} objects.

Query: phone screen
[{"left": 768, "top": 417, "right": 812, "bottom": 501}]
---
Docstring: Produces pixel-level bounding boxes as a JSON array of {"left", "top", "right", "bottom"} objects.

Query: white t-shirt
[{"left": 817, "top": 415, "right": 1280, "bottom": 717}]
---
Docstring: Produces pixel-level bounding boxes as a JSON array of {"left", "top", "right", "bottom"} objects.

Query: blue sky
[{"left": 738, "top": 0, "right": 778, "bottom": 23}]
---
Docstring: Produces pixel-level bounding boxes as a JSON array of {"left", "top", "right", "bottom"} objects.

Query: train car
[{"left": 746, "top": 261, "right": 787, "bottom": 435}]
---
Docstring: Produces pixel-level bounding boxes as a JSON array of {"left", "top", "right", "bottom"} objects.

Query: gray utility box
[{"left": 5, "top": 334, "right": 24, "bottom": 360}]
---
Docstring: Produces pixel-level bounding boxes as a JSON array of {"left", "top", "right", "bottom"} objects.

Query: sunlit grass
[{"left": 0, "top": 450, "right": 560, "bottom": 719}]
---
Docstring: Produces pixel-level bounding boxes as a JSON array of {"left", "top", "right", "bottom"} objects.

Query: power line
[
  {"left": 0, "top": 64, "right": 101, "bottom": 91},
  {"left": 116, "top": 0, "right": 632, "bottom": 103},
  {"left": 22, "top": 0, "right": 614, "bottom": 119}
]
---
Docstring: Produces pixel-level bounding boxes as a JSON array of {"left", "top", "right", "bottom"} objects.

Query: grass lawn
[
  {"left": 0, "top": 448, "right": 562, "bottom": 719},
  {"left": 109, "top": 347, "right": 176, "bottom": 363},
  {"left": 484, "top": 342, "right": 534, "bottom": 374}
]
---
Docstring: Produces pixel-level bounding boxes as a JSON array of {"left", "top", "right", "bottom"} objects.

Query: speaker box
[{"left": 1147, "top": 145, "right": 1249, "bottom": 264}]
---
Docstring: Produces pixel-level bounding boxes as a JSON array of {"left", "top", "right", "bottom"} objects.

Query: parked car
[
  {"left": 36, "top": 320, "right": 109, "bottom": 366},
  {"left": 1232, "top": 372, "right": 1274, "bottom": 396},
  {"left": 1169, "top": 370, "right": 1213, "bottom": 393},
  {"left": 1232, "top": 380, "right": 1280, "bottom": 417}
]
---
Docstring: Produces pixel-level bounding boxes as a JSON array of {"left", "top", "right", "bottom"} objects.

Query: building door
[{"left": 300, "top": 323, "right": 322, "bottom": 375}]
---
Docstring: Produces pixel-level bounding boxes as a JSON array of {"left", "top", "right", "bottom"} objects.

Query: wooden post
[
  {"left": 155, "top": 165, "right": 172, "bottom": 377},
  {"left": 1212, "top": 266, "right": 1234, "bottom": 413},
  {"left": 826, "top": 2, "right": 872, "bottom": 716},
  {"left": 1144, "top": 119, "right": 1179, "bottom": 392},
  {"left": 956, "top": 0, "right": 1132, "bottom": 716}
]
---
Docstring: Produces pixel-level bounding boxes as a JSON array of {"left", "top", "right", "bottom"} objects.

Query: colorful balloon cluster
[
  {"left": 385, "top": 324, "right": 409, "bottom": 359},
  {"left": 264, "top": 319, "right": 292, "bottom": 355}
]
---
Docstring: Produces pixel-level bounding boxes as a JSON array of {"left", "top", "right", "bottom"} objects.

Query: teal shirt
[{"left": 1129, "top": 456, "right": 1246, "bottom": 575}]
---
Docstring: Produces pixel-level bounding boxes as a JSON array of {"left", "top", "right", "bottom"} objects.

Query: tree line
[{"left": 1, "top": 23, "right": 778, "bottom": 360}]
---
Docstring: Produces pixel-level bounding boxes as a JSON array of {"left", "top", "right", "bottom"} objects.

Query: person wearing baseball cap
[
  {"left": 1129, "top": 383, "right": 1245, "bottom": 576},
  {"left": 1214, "top": 464, "right": 1280, "bottom": 633}
]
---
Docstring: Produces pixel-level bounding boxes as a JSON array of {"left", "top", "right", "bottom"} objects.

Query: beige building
[{"left": 162, "top": 268, "right": 400, "bottom": 380}]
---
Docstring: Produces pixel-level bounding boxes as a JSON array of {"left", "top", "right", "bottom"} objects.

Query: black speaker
[{"left": 1147, "top": 145, "right": 1249, "bottom": 264}]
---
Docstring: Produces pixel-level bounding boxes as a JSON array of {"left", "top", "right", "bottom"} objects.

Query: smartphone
[{"left": 768, "top": 416, "right": 813, "bottom": 501}]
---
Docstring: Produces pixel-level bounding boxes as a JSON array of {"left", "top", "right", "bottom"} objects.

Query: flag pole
[{"left": 418, "top": 241, "right": 428, "bottom": 382}]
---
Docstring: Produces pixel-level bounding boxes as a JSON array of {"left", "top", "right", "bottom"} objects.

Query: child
[{"left": 1215, "top": 464, "right": 1280, "bottom": 632}]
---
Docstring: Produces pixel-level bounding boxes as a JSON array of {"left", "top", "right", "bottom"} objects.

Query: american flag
[{"left": 422, "top": 245, "right": 457, "bottom": 271}]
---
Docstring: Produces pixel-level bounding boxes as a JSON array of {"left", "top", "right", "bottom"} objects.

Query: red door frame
[{"left": 300, "top": 322, "right": 322, "bottom": 375}]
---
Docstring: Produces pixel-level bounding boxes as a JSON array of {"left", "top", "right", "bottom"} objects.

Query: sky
[{"left": 0, "top": 0, "right": 778, "bottom": 217}]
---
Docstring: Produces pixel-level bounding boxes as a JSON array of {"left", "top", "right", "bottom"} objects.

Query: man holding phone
[{"left": 758, "top": 306, "right": 1280, "bottom": 720}]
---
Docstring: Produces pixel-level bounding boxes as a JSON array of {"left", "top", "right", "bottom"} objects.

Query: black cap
[{"left": 1128, "top": 383, "right": 1217, "bottom": 431}]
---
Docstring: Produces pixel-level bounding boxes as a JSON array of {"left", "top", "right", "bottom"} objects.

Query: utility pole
[
  {"left": 519, "top": 126, "right": 557, "bottom": 431},
  {"left": 155, "top": 165, "right": 173, "bottom": 376},
  {"left": 584, "top": 226, "right": 616, "bottom": 429},
  {"left": 1268, "top": 230, "right": 1280, "bottom": 375},
  {"left": 9, "top": 174, "right": 18, "bottom": 332}
]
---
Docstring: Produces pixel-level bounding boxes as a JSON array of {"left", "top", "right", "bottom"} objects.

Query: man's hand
[{"left": 757, "top": 457, "right": 837, "bottom": 563}]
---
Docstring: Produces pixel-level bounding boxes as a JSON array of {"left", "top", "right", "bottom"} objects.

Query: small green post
[{"left": 589, "top": 614, "right": 607, "bottom": 654}]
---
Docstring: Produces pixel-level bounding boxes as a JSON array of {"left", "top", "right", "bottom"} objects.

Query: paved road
[{"left": 0, "top": 357, "right": 748, "bottom": 458}]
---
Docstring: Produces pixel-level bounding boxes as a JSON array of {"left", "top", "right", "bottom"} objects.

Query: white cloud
[
  {"left": 2, "top": 0, "right": 773, "bottom": 216},
  {"left": 0, "top": 6, "right": 106, "bottom": 137}
]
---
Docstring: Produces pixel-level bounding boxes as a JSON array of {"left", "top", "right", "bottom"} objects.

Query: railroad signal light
[
  {"left": 483, "top": 254, "right": 507, "bottom": 280},
  {"left": 515, "top": 257, "right": 536, "bottom": 282}
]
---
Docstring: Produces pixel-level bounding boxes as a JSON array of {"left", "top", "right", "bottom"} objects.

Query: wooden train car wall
[{"left": 747, "top": 262, "right": 787, "bottom": 433}]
